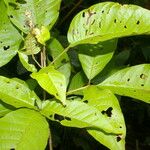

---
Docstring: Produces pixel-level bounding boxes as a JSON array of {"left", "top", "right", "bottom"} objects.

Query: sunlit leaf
[
  {"left": 83, "top": 86, "right": 126, "bottom": 150},
  {"left": 0, "top": 108, "right": 49, "bottom": 150},
  {"left": 41, "top": 99, "right": 123, "bottom": 134},
  {"left": 68, "top": 2, "right": 150, "bottom": 46},
  {"left": 4, "top": 0, "right": 62, "bottom": 33},
  {"left": 18, "top": 52, "right": 37, "bottom": 72},
  {"left": 0, "top": 0, "right": 22, "bottom": 67},
  {"left": 31, "top": 66, "right": 67, "bottom": 105},
  {"left": 98, "top": 64, "right": 150, "bottom": 103},
  {"left": 0, "top": 76, "right": 40, "bottom": 109}
]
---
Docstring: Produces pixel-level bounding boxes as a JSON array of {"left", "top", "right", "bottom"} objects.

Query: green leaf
[
  {"left": 0, "top": 76, "right": 40, "bottom": 109},
  {"left": 0, "top": 101, "right": 15, "bottom": 117},
  {"left": 4, "top": 0, "right": 62, "bottom": 33},
  {"left": 67, "top": 2, "right": 150, "bottom": 46},
  {"left": 83, "top": 86, "right": 126, "bottom": 150},
  {"left": 41, "top": 99, "right": 123, "bottom": 134},
  {"left": 98, "top": 64, "right": 150, "bottom": 103},
  {"left": 0, "top": 108, "right": 49, "bottom": 150},
  {"left": 0, "top": 0, "right": 22, "bottom": 67},
  {"left": 31, "top": 66, "right": 67, "bottom": 105},
  {"left": 78, "top": 39, "right": 117, "bottom": 80},
  {"left": 47, "top": 38, "right": 70, "bottom": 68},
  {"left": 68, "top": 72, "right": 87, "bottom": 95},
  {"left": 18, "top": 52, "right": 37, "bottom": 72}
]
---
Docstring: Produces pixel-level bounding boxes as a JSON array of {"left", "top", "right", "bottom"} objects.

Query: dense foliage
[{"left": 0, "top": 0, "right": 150, "bottom": 150}]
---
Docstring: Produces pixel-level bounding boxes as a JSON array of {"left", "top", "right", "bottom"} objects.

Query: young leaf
[
  {"left": 83, "top": 86, "right": 126, "bottom": 150},
  {"left": 0, "top": 0, "right": 22, "bottom": 67},
  {"left": 0, "top": 108, "right": 49, "bottom": 150},
  {"left": 41, "top": 99, "right": 123, "bottom": 134},
  {"left": 31, "top": 66, "right": 67, "bottom": 105},
  {"left": 67, "top": 2, "right": 150, "bottom": 46},
  {"left": 98, "top": 64, "right": 150, "bottom": 103},
  {"left": 0, "top": 76, "right": 40, "bottom": 109},
  {"left": 18, "top": 52, "right": 37, "bottom": 72},
  {"left": 4, "top": 0, "right": 62, "bottom": 33}
]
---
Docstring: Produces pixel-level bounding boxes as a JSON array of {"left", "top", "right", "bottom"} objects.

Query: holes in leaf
[
  {"left": 136, "top": 20, "right": 140, "bottom": 25},
  {"left": 54, "top": 114, "right": 64, "bottom": 121},
  {"left": 6, "top": 80, "right": 10, "bottom": 84},
  {"left": 127, "top": 78, "right": 130, "bottom": 82},
  {"left": 124, "top": 25, "right": 127, "bottom": 29},
  {"left": 101, "top": 107, "right": 113, "bottom": 117},
  {"left": 49, "top": 115, "right": 53, "bottom": 118},
  {"left": 82, "top": 12, "right": 85, "bottom": 17},
  {"left": 114, "top": 19, "right": 117, "bottom": 23},
  {"left": 15, "top": 85, "right": 20, "bottom": 89},
  {"left": 99, "top": 22, "right": 101, "bottom": 28},
  {"left": 83, "top": 100, "right": 88, "bottom": 104},
  {"left": 0, "top": 41, "right": 2, "bottom": 43},
  {"left": 141, "top": 84, "right": 144, "bottom": 87},
  {"left": 3, "top": 46, "right": 10, "bottom": 51},
  {"left": 10, "top": 148, "right": 15, "bottom": 150},
  {"left": 16, "top": 0, "right": 27, "bottom": 4},
  {"left": 120, "top": 126, "right": 122, "bottom": 128},
  {"left": 116, "top": 135, "right": 122, "bottom": 142},
  {"left": 102, "top": 10, "right": 104, "bottom": 13},
  {"left": 9, "top": 15, "right": 14, "bottom": 18},
  {"left": 65, "top": 116, "right": 71, "bottom": 121},
  {"left": 140, "top": 73, "right": 147, "bottom": 79},
  {"left": 56, "top": 93, "right": 59, "bottom": 96}
]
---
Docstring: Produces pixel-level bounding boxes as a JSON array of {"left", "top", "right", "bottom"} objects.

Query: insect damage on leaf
[{"left": 101, "top": 107, "right": 113, "bottom": 117}]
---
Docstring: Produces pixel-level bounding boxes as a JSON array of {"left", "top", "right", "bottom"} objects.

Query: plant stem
[
  {"left": 59, "top": 0, "right": 83, "bottom": 26},
  {"left": 49, "top": 127, "right": 53, "bottom": 150},
  {"left": 31, "top": 53, "right": 42, "bottom": 68},
  {"left": 67, "top": 85, "right": 90, "bottom": 95},
  {"left": 50, "top": 46, "right": 70, "bottom": 65}
]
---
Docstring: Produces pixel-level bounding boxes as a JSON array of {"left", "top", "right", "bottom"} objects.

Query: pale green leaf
[
  {"left": 0, "top": 108, "right": 49, "bottom": 150},
  {"left": 41, "top": 99, "right": 123, "bottom": 134},
  {"left": 98, "top": 64, "right": 150, "bottom": 103},
  {"left": 0, "top": 76, "right": 40, "bottom": 109},
  {"left": 0, "top": 0, "right": 22, "bottom": 67},
  {"left": 18, "top": 52, "right": 37, "bottom": 72},
  {"left": 4, "top": 0, "right": 62, "bottom": 33},
  {"left": 31, "top": 66, "right": 67, "bottom": 105},
  {"left": 68, "top": 2, "right": 150, "bottom": 46},
  {"left": 83, "top": 86, "right": 126, "bottom": 150}
]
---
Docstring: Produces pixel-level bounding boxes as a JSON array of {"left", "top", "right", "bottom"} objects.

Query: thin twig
[
  {"left": 31, "top": 53, "right": 42, "bottom": 68},
  {"left": 49, "top": 128, "right": 53, "bottom": 150},
  {"left": 59, "top": 0, "right": 83, "bottom": 27},
  {"left": 50, "top": 46, "right": 70, "bottom": 65}
]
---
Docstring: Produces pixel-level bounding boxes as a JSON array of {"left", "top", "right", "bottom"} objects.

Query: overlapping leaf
[
  {"left": 0, "top": 76, "right": 40, "bottom": 109},
  {"left": 18, "top": 52, "right": 37, "bottom": 72},
  {"left": 0, "top": 0, "right": 22, "bottom": 67},
  {"left": 98, "top": 64, "right": 150, "bottom": 103},
  {"left": 0, "top": 108, "right": 49, "bottom": 150},
  {"left": 83, "top": 86, "right": 126, "bottom": 150},
  {"left": 41, "top": 99, "right": 123, "bottom": 134},
  {"left": 4, "top": 0, "right": 62, "bottom": 33},
  {"left": 68, "top": 2, "right": 150, "bottom": 46},
  {"left": 31, "top": 66, "right": 67, "bottom": 105}
]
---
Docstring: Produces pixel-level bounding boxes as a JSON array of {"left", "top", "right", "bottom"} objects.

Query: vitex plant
[{"left": 0, "top": 0, "right": 150, "bottom": 150}]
